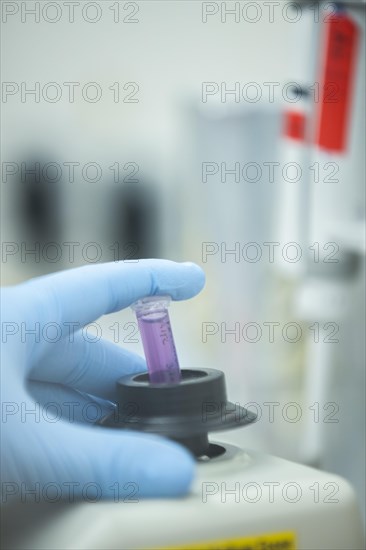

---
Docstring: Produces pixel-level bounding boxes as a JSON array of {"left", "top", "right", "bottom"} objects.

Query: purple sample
[{"left": 135, "top": 304, "right": 181, "bottom": 384}]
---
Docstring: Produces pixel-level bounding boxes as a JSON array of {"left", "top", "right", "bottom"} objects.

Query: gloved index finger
[{"left": 22, "top": 260, "right": 205, "bottom": 329}]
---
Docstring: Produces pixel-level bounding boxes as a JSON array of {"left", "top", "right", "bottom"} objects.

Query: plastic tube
[{"left": 131, "top": 295, "right": 181, "bottom": 384}]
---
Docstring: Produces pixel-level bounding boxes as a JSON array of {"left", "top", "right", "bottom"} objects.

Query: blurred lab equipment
[
  {"left": 108, "top": 182, "right": 161, "bottom": 261},
  {"left": 280, "top": 0, "right": 366, "bottom": 519}
]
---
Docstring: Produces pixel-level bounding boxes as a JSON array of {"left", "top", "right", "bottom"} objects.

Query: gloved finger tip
[
  {"left": 173, "top": 262, "right": 206, "bottom": 300},
  {"left": 181, "top": 261, "right": 205, "bottom": 279}
]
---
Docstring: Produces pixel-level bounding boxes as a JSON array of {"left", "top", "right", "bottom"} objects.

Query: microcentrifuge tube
[{"left": 131, "top": 296, "right": 181, "bottom": 384}]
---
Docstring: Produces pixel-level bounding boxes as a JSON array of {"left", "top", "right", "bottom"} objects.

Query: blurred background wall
[{"left": 1, "top": 0, "right": 365, "bottom": 522}]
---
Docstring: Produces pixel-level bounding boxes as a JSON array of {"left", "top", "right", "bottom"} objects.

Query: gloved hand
[{"left": 1, "top": 260, "right": 205, "bottom": 503}]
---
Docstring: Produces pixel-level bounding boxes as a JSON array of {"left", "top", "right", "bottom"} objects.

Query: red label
[
  {"left": 316, "top": 12, "right": 359, "bottom": 153},
  {"left": 284, "top": 111, "right": 306, "bottom": 141}
]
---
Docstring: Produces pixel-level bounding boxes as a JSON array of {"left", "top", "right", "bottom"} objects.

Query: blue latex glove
[{"left": 1, "top": 260, "right": 205, "bottom": 503}]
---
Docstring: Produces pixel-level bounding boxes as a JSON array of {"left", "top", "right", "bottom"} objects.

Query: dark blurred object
[
  {"left": 17, "top": 158, "right": 62, "bottom": 245},
  {"left": 109, "top": 182, "right": 161, "bottom": 260}
]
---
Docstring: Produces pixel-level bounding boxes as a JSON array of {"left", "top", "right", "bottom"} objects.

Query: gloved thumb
[{"left": 2, "top": 417, "right": 195, "bottom": 503}]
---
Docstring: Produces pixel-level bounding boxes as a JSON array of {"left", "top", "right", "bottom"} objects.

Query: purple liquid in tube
[{"left": 131, "top": 296, "right": 181, "bottom": 384}]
